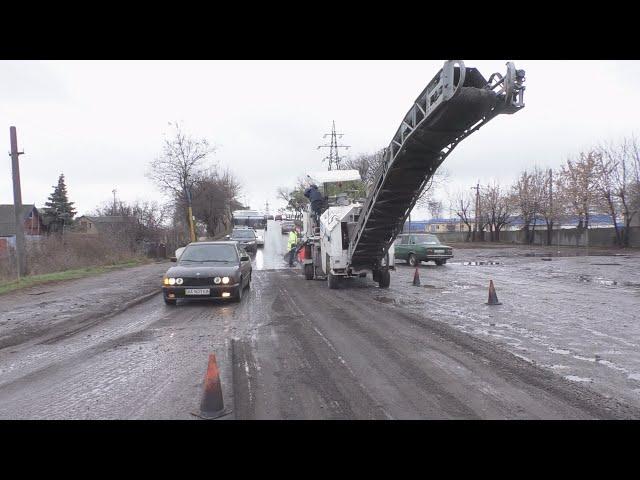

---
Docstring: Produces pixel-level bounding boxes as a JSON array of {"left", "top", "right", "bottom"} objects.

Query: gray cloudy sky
[{"left": 1, "top": 60, "right": 639, "bottom": 219}]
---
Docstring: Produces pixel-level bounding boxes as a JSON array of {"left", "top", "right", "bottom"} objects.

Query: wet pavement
[
  {"left": 0, "top": 226, "right": 638, "bottom": 419},
  {"left": 386, "top": 247, "right": 640, "bottom": 409}
]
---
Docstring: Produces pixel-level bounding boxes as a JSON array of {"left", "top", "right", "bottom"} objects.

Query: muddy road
[{"left": 0, "top": 223, "right": 638, "bottom": 419}]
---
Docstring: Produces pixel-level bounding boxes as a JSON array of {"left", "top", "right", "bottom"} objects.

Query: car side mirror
[
  {"left": 225, "top": 235, "right": 230, "bottom": 240},
  {"left": 241, "top": 255, "right": 250, "bottom": 261},
  {"left": 170, "top": 256, "right": 177, "bottom": 262}
]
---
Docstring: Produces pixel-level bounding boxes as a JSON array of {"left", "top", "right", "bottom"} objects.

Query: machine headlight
[
  {"left": 214, "top": 277, "right": 222, "bottom": 284},
  {"left": 168, "top": 277, "right": 176, "bottom": 285},
  {"left": 222, "top": 277, "right": 230, "bottom": 284},
  {"left": 176, "top": 278, "right": 183, "bottom": 285},
  {"left": 163, "top": 277, "right": 169, "bottom": 285}
]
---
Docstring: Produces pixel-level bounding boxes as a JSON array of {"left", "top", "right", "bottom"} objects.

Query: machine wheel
[
  {"left": 435, "top": 259, "right": 446, "bottom": 266},
  {"left": 246, "top": 271, "right": 252, "bottom": 289},
  {"left": 304, "top": 264, "right": 314, "bottom": 280},
  {"left": 377, "top": 269, "right": 390, "bottom": 288},
  {"left": 327, "top": 272, "right": 339, "bottom": 289},
  {"left": 408, "top": 254, "right": 417, "bottom": 267},
  {"left": 163, "top": 296, "right": 176, "bottom": 306}
]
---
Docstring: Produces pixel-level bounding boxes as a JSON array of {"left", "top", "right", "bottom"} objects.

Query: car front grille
[{"left": 181, "top": 277, "right": 215, "bottom": 286}]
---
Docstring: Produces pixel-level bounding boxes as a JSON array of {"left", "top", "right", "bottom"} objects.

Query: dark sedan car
[
  {"left": 162, "top": 241, "right": 252, "bottom": 305},
  {"left": 225, "top": 228, "right": 258, "bottom": 253}
]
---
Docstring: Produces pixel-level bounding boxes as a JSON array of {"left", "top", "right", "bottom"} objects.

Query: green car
[{"left": 394, "top": 233, "right": 453, "bottom": 266}]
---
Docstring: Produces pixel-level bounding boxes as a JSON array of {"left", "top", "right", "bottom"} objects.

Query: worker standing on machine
[
  {"left": 287, "top": 227, "right": 299, "bottom": 267},
  {"left": 304, "top": 183, "right": 324, "bottom": 225}
]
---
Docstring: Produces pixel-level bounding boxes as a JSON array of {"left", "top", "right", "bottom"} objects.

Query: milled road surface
[{"left": 0, "top": 221, "right": 638, "bottom": 419}]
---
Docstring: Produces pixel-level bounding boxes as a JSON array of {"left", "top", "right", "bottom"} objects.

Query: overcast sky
[{"left": 1, "top": 60, "right": 639, "bottom": 220}]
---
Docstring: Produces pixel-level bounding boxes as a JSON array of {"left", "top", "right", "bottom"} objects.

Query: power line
[{"left": 317, "top": 120, "right": 350, "bottom": 170}]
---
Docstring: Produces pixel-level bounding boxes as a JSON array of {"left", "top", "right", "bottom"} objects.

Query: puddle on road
[
  {"left": 374, "top": 296, "right": 395, "bottom": 304},
  {"left": 450, "top": 261, "right": 501, "bottom": 266},
  {"left": 565, "top": 375, "right": 593, "bottom": 383},
  {"left": 577, "top": 275, "right": 622, "bottom": 286}
]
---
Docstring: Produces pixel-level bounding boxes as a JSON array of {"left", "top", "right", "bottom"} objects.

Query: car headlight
[
  {"left": 168, "top": 277, "right": 176, "bottom": 285},
  {"left": 222, "top": 276, "right": 230, "bottom": 284},
  {"left": 214, "top": 277, "right": 222, "bottom": 284},
  {"left": 176, "top": 278, "right": 183, "bottom": 285},
  {"left": 163, "top": 277, "right": 169, "bottom": 285}
]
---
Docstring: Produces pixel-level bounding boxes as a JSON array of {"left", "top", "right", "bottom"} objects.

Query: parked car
[
  {"left": 275, "top": 214, "right": 282, "bottom": 221},
  {"left": 281, "top": 220, "right": 296, "bottom": 234},
  {"left": 163, "top": 241, "right": 252, "bottom": 304},
  {"left": 226, "top": 228, "right": 258, "bottom": 253},
  {"left": 394, "top": 233, "right": 453, "bottom": 266},
  {"left": 254, "top": 228, "right": 265, "bottom": 247}
]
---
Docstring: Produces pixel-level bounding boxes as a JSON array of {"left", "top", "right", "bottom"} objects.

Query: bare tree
[
  {"left": 593, "top": 145, "right": 622, "bottom": 246},
  {"left": 91, "top": 199, "right": 168, "bottom": 248},
  {"left": 191, "top": 168, "right": 242, "bottom": 237},
  {"left": 341, "top": 149, "right": 386, "bottom": 193},
  {"left": 512, "top": 167, "right": 546, "bottom": 244},
  {"left": 147, "top": 122, "right": 216, "bottom": 235},
  {"left": 427, "top": 200, "right": 443, "bottom": 219},
  {"left": 480, "top": 181, "right": 515, "bottom": 242},
  {"left": 538, "top": 168, "right": 562, "bottom": 246},
  {"left": 276, "top": 178, "right": 308, "bottom": 220},
  {"left": 599, "top": 136, "right": 640, "bottom": 246},
  {"left": 449, "top": 189, "right": 474, "bottom": 241},
  {"left": 558, "top": 151, "right": 597, "bottom": 230}
]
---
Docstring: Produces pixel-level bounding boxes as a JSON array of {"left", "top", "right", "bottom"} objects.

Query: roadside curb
[
  {"left": 108, "top": 289, "right": 162, "bottom": 319},
  {"left": 0, "top": 288, "right": 163, "bottom": 351}
]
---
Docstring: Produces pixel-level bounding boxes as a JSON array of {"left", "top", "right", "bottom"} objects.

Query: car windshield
[
  {"left": 179, "top": 244, "right": 238, "bottom": 263},
  {"left": 415, "top": 235, "right": 441, "bottom": 245},
  {"left": 232, "top": 230, "right": 255, "bottom": 239}
]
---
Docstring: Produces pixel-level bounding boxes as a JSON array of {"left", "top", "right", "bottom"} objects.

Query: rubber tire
[
  {"left": 246, "top": 271, "right": 251, "bottom": 289},
  {"left": 408, "top": 254, "right": 417, "bottom": 267},
  {"left": 164, "top": 296, "right": 176, "bottom": 306},
  {"left": 327, "top": 272, "right": 339, "bottom": 289},
  {"left": 235, "top": 279, "right": 243, "bottom": 302},
  {"left": 435, "top": 259, "right": 446, "bottom": 266},
  {"left": 304, "top": 264, "right": 314, "bottom": 280},
  {"left": 378, "top": 269, "right": 390, "bottom": 289}
]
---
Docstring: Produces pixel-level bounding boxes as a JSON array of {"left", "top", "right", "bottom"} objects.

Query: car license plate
[
  {"left": 185, "top": 288, "right": 210, "bottom": 295},
  {"left": 435, "top": 249, "right": 445, "bottom": 254}
]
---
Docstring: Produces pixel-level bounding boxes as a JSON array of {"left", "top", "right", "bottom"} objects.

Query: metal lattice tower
[{"left": 317, "top": 120, "right": 350, "bottom": 170}]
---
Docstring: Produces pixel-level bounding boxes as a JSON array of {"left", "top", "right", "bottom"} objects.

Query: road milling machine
[{"left": 301, "top": 60, "right": 526, "bottom": 289}]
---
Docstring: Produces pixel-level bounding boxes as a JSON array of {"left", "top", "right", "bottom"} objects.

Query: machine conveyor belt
[{"left": 348, "top": 61, "right": 525, "bottom": 268}]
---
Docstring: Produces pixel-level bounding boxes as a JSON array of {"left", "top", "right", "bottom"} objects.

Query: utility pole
[
  {"left": 10, "top": 127, "right": 27, "bottom": 279},
  {"left": 185, "top": 188, "right": 196, "bottom": 243},
  {"left": 471, "top": 181, "right": 480, "bottom": 242},
  {"left": 317, "top": 120, "right": 350, "bottom": 171},
  {"left": 112, "top": 188, "right": 117, "bottom": 215},
  {"left": 265, "top": 201, "right": 270, "bottom": 216}
]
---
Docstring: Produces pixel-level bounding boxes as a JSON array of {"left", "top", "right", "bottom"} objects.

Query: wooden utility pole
[
  {"left": 185, "top": 188, "right": 196, "bottom": 243},
  {"left": 10, "top": 126, "right": 27, "bottom": 279},
  {"left": 471, "top": 182, "right": 480, "bottom": 242}
]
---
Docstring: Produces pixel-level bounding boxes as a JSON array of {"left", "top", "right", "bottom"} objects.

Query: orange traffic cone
[
  {"left": 412, "top": 266, "right": 421, "bottom": 286},
  {"left": 486, "top": 280, "right": 502, "bottom": 305},
  {"left": 195, "top": 353, "right": 232, "bottom": 419}
]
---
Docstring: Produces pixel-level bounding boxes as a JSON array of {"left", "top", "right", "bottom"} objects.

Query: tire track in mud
[
  {"left": 330, "top": 279, "right": 640, "bottom": 419},
  {"left": 231, "top": 276, "right": 387, "bottom": 420}
]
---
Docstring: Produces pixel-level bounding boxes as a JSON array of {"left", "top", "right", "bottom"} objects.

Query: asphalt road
[{"left": 0, "top": 221, "right": 637, "bottom": 419}]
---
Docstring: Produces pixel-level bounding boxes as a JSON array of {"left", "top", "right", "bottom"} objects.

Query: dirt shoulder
[{"left": 0, "top": 261, "right": 169, "bottom": 351}]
